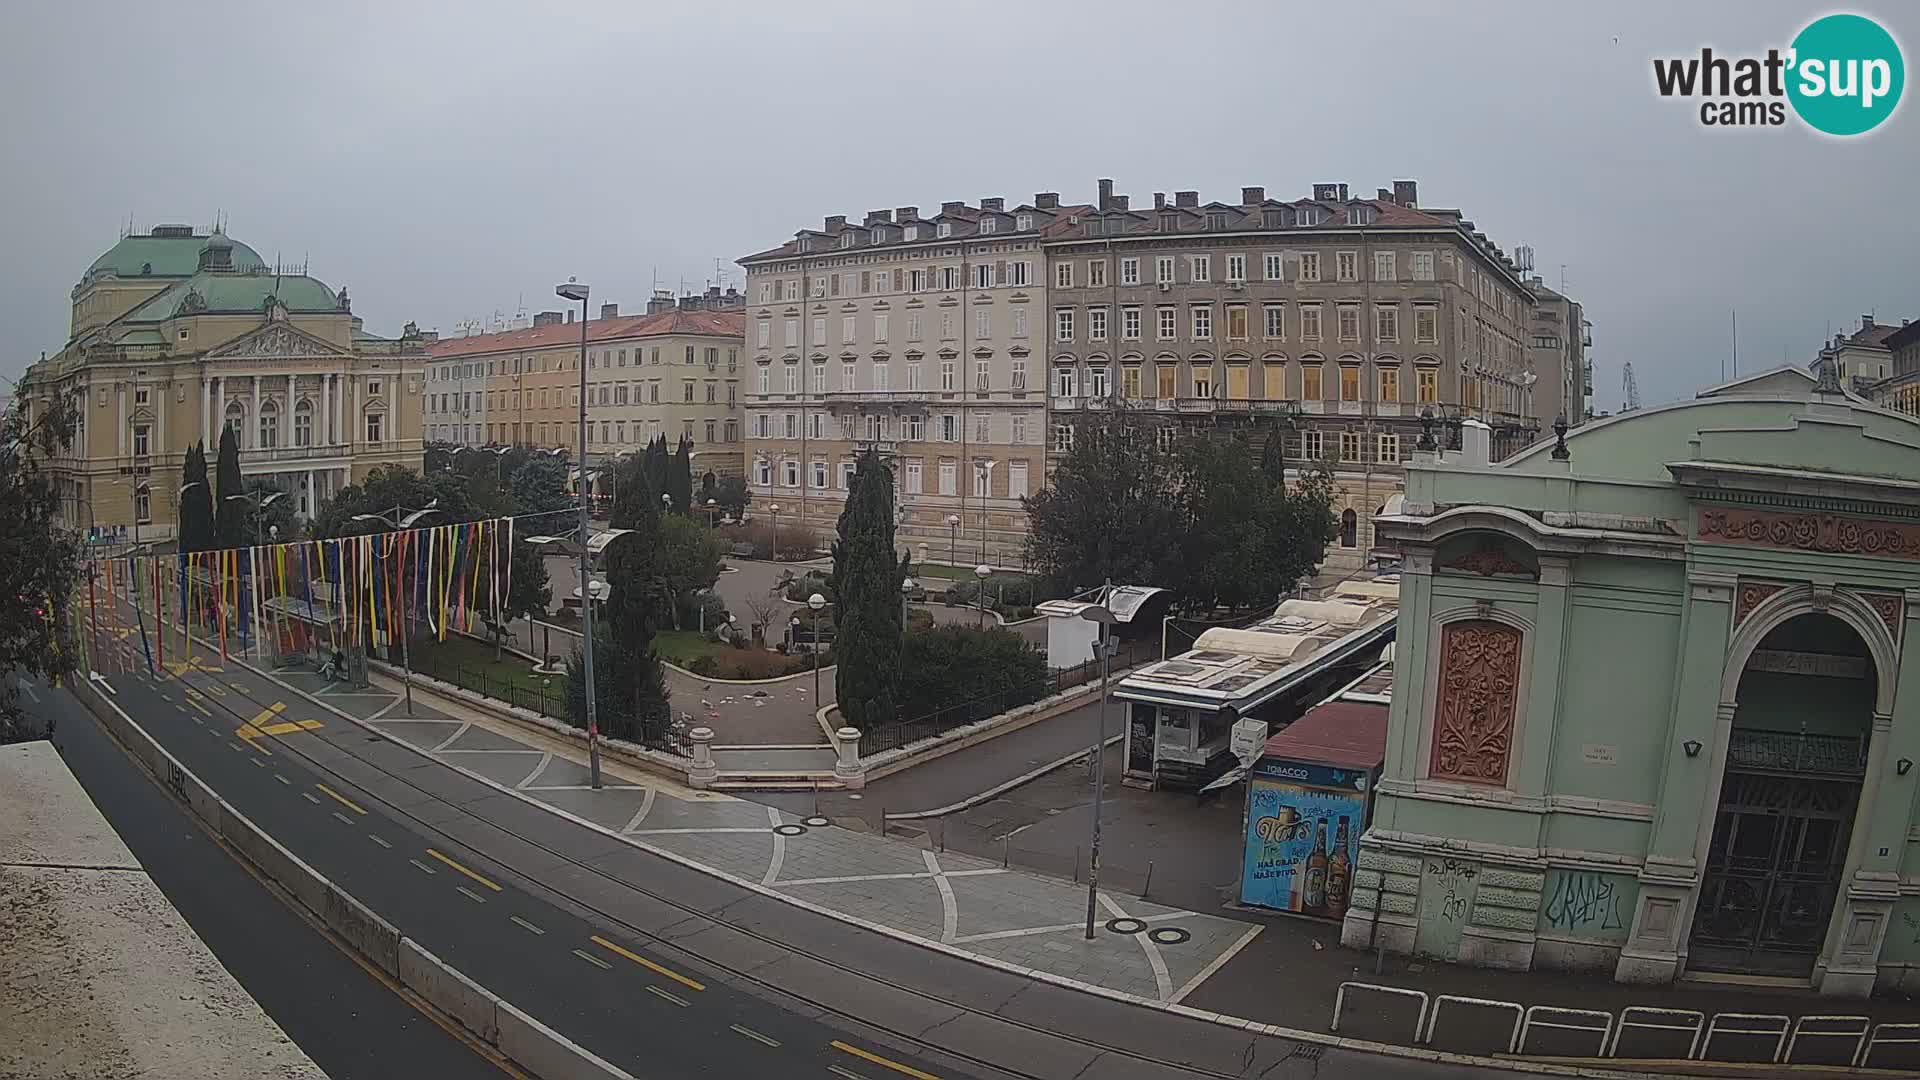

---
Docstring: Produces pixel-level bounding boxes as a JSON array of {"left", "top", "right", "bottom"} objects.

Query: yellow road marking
[
  {"left": 831, "top": 1041, "right": 942, "bottom": 1080},
  {"left": 314, "top": 783, "right": 366, "bottom": 815},
  {"left": 509, "top": 915, "right": 545, "bottom": 936},
  {"left": 425, "top": 848, "right": 501, "bottom": 892},
  {"left": 729, "top": 1024, "right": 780, "bottom": 1048},
  {"left": 644, "top": 985, "right": 688, "bottom": 1008},
  {"left": 572, "top": 949, "right": 611, "bottom": 970},
  {"left": 589, "top": 935, "right": 705, "bottom": 992}
]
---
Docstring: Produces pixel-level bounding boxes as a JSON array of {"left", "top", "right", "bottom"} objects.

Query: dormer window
[
  {"left": 937, "top": 222, "right": 952, "bottom": 238},
  {"left": 1299, "top": 206, "right": 1323, "bottom": 226},
  {"left": 798, "top": 237, "right": 813, "bottom": 253},
  {"left": 1015, "top": 213, "right": 1033, "bottom": 230},
  {"left": 1159, "top": 214, "right": 1178, "bottom": 232},
  {"left": 904, "top": 224, "right": 919, "bottom": 241},
  {"left": 873, "top": 226, "right": 889, "bottom": 244},
  {"left": 979, "top": 217, "right": 996, "bottom": 235},
  {"left": 840, "top": 233, "right": 854, "bottom": 249},
  {"left": 1206, "top": 212, "right": 1229, "bottom": 230},
  {"left": 1262, "top": 209, "right": 1285, "bottom": 228},
  {"left": 1349, "top": 205, "right": 1373, "bottom": 225}
]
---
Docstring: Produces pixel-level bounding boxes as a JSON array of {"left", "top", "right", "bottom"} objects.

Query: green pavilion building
[{"left": 1340, "top": 364, "right": 1920, "bottom": 998}]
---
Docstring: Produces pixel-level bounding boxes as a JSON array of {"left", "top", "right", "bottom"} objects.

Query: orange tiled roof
[{"left": 427, "top": 309, "right": 742, "bottom": 358}]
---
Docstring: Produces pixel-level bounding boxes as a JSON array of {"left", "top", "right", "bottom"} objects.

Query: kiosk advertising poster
[{"left": 1239, "top": 759, "right": 1369, "bottom": 919}]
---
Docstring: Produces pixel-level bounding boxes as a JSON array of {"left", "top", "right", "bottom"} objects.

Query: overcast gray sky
[{"left": 4, "top": 0, "right": 1915, "bottom": 408}]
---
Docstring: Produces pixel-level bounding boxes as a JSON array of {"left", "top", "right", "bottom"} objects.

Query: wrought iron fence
[{"left": 856, "top": 636, "right": 1154, "bottom": 757}]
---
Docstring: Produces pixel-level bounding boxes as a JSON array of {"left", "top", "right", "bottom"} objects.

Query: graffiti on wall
[
  {"left": 1413, "top": 857, "right": 1481, "bottom": 962},
  {"left": 1541, "top": 868, "right": 1636, "bottom": 941}
]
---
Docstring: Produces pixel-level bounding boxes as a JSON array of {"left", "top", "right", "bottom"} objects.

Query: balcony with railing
[{"left": 820, "top": 390, "right": 931, "bottom": 409}]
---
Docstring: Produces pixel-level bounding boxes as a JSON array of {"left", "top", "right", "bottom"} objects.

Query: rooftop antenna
[{"left": 1731, "top": 309, "right": 1738, "bottom": 379}]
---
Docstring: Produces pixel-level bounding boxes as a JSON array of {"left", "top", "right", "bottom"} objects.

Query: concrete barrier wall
[
  {"left": 72, "top": 679, "right": 632, "bottom": 1080},
  {"left": 321, "top": 884, "right": 401, "bottom": 978},
  {"left": 399, "top": 938, "right": 500, "bottom": 1045},
  {"left": 496, "top": 1001, "right": 634, "bottom": 1080}
]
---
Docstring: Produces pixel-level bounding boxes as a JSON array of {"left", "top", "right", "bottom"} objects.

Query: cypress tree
[
  {"left": 178, "top": 441, "right": 215, "bottom": 552},
  {"left": 667, "top": 434, "right": 693, "bottom": 514},
  {"left": 213, "top": 425, "right": 247, "bottom": 548},
  {"left": 830, "top": 450, "right": 905, "bottom": 729}
]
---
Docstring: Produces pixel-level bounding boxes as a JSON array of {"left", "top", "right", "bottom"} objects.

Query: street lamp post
[
  {"left": 1078, "top": 587, "right": 1119, "bottom": 940},
  {"left": 226, "top": 489, "right": 286, "bottom": 660},
  {"left": 705, "top": 497, "right": 718, "bottom": 531},
  {"left": 558, "top": 277, "right": 601, "bottom": 789},
  {"left": 807, "top": 592, "right": 825, "bottom": 705},
  {"left": 350, "top": 502, "right": 439, "bottom": 715},
  {"left": 900, "top": 576, "right": 915, "bottom": 630},
  {"left": 768, "top": 503, "right": 781, "bottom": 562},
  {"left": 946, "top": 514, "right": 960, "bottom": 572},
  {"left": 974, "top": 564, "right": 990, "bottom": 628}
]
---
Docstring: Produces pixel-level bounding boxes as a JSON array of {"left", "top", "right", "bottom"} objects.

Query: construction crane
[{"left": 1622, "top": 362, "right": 1641, "bottom": 412}]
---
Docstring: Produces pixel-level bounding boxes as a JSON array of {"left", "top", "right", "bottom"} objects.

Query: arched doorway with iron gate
[{"left": 1689, "top": 612, "right": 1875, "bottom": 978}]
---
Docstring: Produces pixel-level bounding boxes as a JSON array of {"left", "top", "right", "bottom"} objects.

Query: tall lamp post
[
  {"left": 946, "top": 514, "right": 960, "bottom": 571},
  {"left": 705, "top": 497, "right": 719, "bottom": 531},
  {"left": 768, "top": 503, "right": 781, "bottom": 561},
  {"left": 227, "top": 489, "right": 286, "bottom": 660},
  {"left": 807, "top": 592, "right": 826, "bottom": 704},
  {"left": 557, "top": 277, "right": 602, "bottom": 789},
  {"left": 974, "top": 564, "right": 990, "bottom": 627},
  {"left": 900, "top": 576, "right": 915, "bottom": 630},
  {"left": 350, "top": 503, "right": 440, "bottom": 715},
  {"left": 1078, "top": 589, "right": 1119, "bottom": 940}
]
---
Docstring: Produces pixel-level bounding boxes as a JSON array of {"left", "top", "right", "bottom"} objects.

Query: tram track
[{"left": 147, "top": 654, "right": 1296, "bottom": 1080}]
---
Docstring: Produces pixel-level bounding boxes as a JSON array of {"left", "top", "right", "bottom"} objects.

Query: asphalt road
[
  {"left": 35, "top": 682, "right": 501, "bottom": 1080},
  {"left": 85, "top": 663, "right": 977, "bottom": 1080}
]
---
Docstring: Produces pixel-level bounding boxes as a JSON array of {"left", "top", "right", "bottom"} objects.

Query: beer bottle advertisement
[{"left": 1240, "top": 765, "right": 1367, "bottom": 917}]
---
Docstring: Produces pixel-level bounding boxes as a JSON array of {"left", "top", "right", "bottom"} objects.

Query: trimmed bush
[{"left": 895, "top": 625, "right": 1047, "bottom": 720}]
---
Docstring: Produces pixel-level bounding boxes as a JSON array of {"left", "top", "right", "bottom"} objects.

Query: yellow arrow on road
[{"left": 235, "top": 703, "right": 320, "bottom": 754}]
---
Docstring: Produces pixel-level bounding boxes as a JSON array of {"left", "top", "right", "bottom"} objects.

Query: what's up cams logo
[{"left": 1653, "top": 13, "right": 1904, "bottom": 135}]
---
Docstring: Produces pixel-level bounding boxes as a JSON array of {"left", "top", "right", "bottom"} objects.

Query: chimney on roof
[
  {"left": 533, "top": 310, "right": 563, "bottom": 328},
  {"left": 565, "top": 309, "right": 574, "bottom": 324},
  {"left": 1174, "top": 191, "right": 1198, "bottom": 208},
  {"left": 980, "top": 197, "right": 1004, "bottom": 212},
  {"left": 1241, "top": 186, "right": 1264, "bottom": 205},
  {"left": 896, "top": 206, "right": 918, "bottom": 222},
  {"left": 825, "top": 214, "right": 846, "bottom": 230},
  {"left": 1393, "top": 180, "right": 1418, "bottom": 207},
  {"left": 1097, "top": 178, "right": 1113, "bottom": 211},
  {"left": 865, "top": 209, "right": 892, "bottom": 226},
  {"left": 1862, "top": 314, "right": 1876, "bottom": 331},
  {"left": 941, "top": 200, "right": 965, "bottom": 215},
  {"left": 600, "top": 302, "right": 618, "bottom": 320},
  {"left": 1377, "top": 188, "right": 1392, "bottom": 201},
  {"left": 648, "top": 289, "right": 675, "bottom": 315},
  {"left": 1034, "top": 192, "right": 1059, "bottom": 209},
  {"left": 1153, "top": 192, "right": 1166, "bottom": 210},
  {"left": 1112, "top": 194, "right": 1129, "bottom": 211},
  {"left": 1312, "top": 182, "right": 1340, "bottom": 201}
]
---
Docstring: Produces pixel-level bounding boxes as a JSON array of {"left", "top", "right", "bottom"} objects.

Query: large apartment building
[
  {"left": 1045, "top": 179, "right": 1546, "bottom": 573},
  {"left": 424, "top": 304, "right": 745, "bottom": 482},
  {"left": 738, "top": 195, "right": 1085, "bottom": 564},
  {"left": 18, "top": 225, "right": 428, "bottom": 540},
  {"left": 1875, "top": 318, "right": 1920, "bottom": 417},
  {"left": 1528, "top": 278, "right": 1592, "bottom": 424}
]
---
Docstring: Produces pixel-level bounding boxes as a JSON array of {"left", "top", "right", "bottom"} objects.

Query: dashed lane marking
[
  {"left": 830, "top": 1041, "right": 942, "bottom": 1080},
  {"left": 827, "top": 1067, "right": 872, "bottom": 1080},
  {"left": 409, "top": 858, "right": 437, "bottom": 875},
  {"left": 273, "top": 774, "right": 290, "bottom": 786},
  {"left": 644, "top": 985, "right": 689, "bottom": 1008},
  {"left": 455, "top": 885, "right": 488, "bottom": 904},
  {"left": 315, "top": 783, "right": 366, "bottom": 815},
  {"left": 590, "top": 934, "right": 706, "bottom": 992},
  {"left": 572, "top": 949, "right": 611, "bottom": 970},
  {"left": 331, "top": 811, "right": 355, "bottom": 827},
  {"left": 729, "top": 1024, "right": 781, "bottom": 1048},
  {"left": 301, "top": 792, "right": 322, "bottom": 805},
  {"left": 509, "top": 915, "right": 545, "bottom": 936},
  {"left": 369, "top": 835, "right": 391, "bottom": 849},
  {"left": 249, "top": 758, "right": 264, "bottom": 768},
  {"left": 425, "top": 848, "right": 501, "bottom": 892}
]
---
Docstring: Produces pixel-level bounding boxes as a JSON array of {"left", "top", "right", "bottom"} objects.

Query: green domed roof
[
  {"left": 84, "top": 227, "right": 267, "bottom": 281},
  {"left": 121, "top": 270, "right": 343, "bottom": 323}
]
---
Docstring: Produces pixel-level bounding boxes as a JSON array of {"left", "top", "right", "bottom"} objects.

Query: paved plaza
[{"left": 267, "top": 659, "right": 1261, "bottom": 1006}]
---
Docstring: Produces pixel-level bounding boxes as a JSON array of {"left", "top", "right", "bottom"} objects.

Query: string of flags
[{"left": 93, "top": 515, "right": 526, "bottom": 663}]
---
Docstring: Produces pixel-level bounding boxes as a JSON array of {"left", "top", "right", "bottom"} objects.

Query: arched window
[
  {"left": 293, "top": 400, "right": 313, "bottom": 447},
  {"left": 223, "top": 399, "right": 245, "bottom": 440},
  {"left": 1340, "top": 508, "right": 1358, "bottom": 548},
  {"left": 258, "top": 400, "right": 279, "bottom": 449}
]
